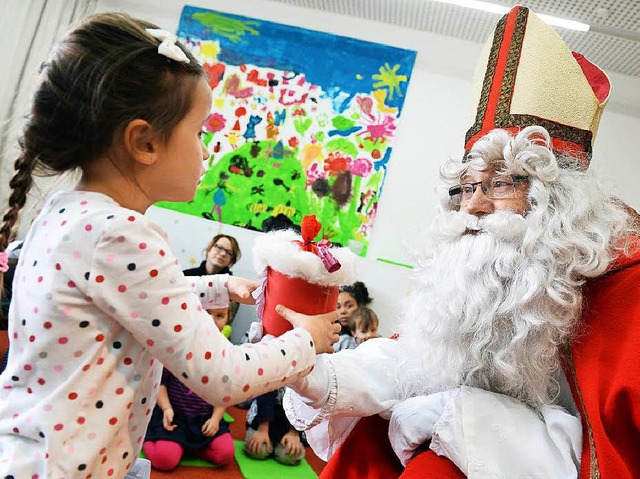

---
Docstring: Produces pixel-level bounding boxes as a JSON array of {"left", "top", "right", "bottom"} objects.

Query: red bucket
[{"left": 261, "top": 268, "right": 339, "bottom": 337}]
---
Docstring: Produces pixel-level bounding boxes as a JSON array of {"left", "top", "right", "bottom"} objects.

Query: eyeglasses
[
  {"left": 448, "top": 175, "right": 529, "bottom": 206},
  {"left": 212, "top": 244, "right": 235, "bottom": 259}
]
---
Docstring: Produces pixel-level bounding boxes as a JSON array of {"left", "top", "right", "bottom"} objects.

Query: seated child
[
  {"left": 349, "top": 306, "right": 380, "bottom": 345},
  {"left": 335, "top": 282, "right": 373, "bottom": 351},
  {"left": 244, "top": 387, "right": 306, "bottom": 466},
  {"left": 207, "top": 300, "right": 239, "bottom": 339},
  {"left": 142, "top": 302, "right": 239, "bottom": 470}
]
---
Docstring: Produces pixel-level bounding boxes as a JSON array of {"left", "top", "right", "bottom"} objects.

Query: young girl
[{"left": 0, "top": 13, "right": 339, "bottom": 478}]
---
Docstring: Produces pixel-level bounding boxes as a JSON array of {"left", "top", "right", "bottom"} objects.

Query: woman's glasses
[
  {"left": 213, "top": 244, "right": 235, "bottom": 259},
  {"left": 448, "top": 175, "right": 529, "bottom": 206}
]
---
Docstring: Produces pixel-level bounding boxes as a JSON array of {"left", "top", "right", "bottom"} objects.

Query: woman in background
[{"left": 184, "top": 234, "right": 241, "bottom": 276}]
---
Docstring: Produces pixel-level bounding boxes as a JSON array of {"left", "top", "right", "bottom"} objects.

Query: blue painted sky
[{"left": 177, "top": 5, "right": 416, "bottom": 110}]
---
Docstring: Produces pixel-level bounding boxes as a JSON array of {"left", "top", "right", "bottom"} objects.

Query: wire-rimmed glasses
[{"left": 448, "top": 175, "right": 529, "bottom": 206}]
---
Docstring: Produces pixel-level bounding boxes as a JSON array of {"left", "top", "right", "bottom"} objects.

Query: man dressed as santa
[{"left": 280, "top": 6, "right": 640, "bottom": 478}]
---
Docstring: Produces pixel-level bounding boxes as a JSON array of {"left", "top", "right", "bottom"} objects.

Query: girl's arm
[{"left": 85, "top": 214, "right": 333, "bottom": 407}]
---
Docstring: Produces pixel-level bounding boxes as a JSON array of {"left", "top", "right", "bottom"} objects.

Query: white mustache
[{"left": 429, "top": 210, "right": 527, "bottom": 244}]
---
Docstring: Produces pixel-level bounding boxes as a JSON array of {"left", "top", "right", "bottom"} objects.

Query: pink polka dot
[
  {"left": 139, "top": 292, "right": 148, "bottom": 299},
  {"left": 128, "top": 215, "right": 136, "bottom": 222},
  {"left": 257, "top": 368, "right": 264, "bottom": 376},
  {"left": 73, "top": 251, "right": 81, "bottom": 259},
  {"left": 166, "top": 346, "right": 174, "bottom": 354},
  {"left": 58, "top": 337, "right": 68, "bottom": 345},
  {"left": 130, "top": 311, "right": 139, "bottom": 319},
  {"left": 37, "top": 276, "right": 43, "bottom": 283},
  {"left": 139, "top": 242, "right": 147, "bottom": 250},
  {"left": 186, "top": 352, "right": 193, "bottom": 360},
  {"left": 161, "top": 297, "right": 170, "bottom": 305},
  {"left": 242, "top": 384, "right": 250, "bottom": 392},
  {"left": 201, "top": 376, "right": 209, "bottom": 384},
  {"left": 291, "top": 360, "right": 297, "bottom": 367},
  {"left": 173, "top": 325, "right": 182, "bottom": 333},
  {"left": 24, "top": 364, "right": 32, "bottom": 371},
  {"left": 106, "top": 254, "right": 115, "bottom": 263},
  {"left": 234, "top": 366, "right": 242, "bottom": 374},
  {"left": 33, "top": 307, "right": 39, "bottom": 314},
  {"left": 53, "top": 423, "right": 63, "bottom": 431},
  {"left": 85, "top": 224, "right": 92, "bottom": 231},
  {"left": 61, "top": 307, "right": 71, "bottom": 316},
  {"left": 115, "top": 388, "right": 124, "bottom": 395},
  {"left": 77, "top": 416, "right": 86, "bottom": 424},
  {"left": 54, "top": 365, "right": 63, "bottom": 373},
  {"left": 67, "top": 281, "right": 76, "bottom": 288},
  {"left": 204, "top": 351, "right": 212, "bottom": 360},
  {"left": 118, "top": 284, "right": 127, "bottom": 293},
  {"left": 223, "top": 396, "right": 231, "bottom": 403},
  {"left": 88, "top": 432, "right": 97, "bottom": 440},
  {"left": 146, "top": 339, "right": 154, "bottom": 347},
  {"left": 29, "top": 335, "right": 35, "bottom": 342}
]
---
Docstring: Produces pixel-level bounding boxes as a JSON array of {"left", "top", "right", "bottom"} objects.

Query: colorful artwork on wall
[{"left": 157, "top": 5, "right": 416, "bottom": 256}]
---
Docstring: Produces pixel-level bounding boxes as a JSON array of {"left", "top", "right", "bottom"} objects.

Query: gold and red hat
[{"left": 464, "top": 5, "right": 611, "bottom": 170}]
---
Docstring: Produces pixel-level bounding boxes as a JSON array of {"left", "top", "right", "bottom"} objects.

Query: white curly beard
[{"left": 396, "top": 210, "right": 577, "bottom": 406}]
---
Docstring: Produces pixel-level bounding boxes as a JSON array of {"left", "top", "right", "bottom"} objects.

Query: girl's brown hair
[
  {"left": 0, "top": 12, "right": 205, "bottom": 290},
  {"left": 206, "top": 234, "right": 242, "bottom": 266}
]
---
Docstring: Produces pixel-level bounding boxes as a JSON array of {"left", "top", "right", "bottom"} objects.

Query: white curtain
[{"left": 0, "top": 0, "right": 97, "bottom": 237}]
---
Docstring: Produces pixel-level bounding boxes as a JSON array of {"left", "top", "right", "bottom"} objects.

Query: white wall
[{"left": 29, "top": 0, "right": 640, "bottom": 337}]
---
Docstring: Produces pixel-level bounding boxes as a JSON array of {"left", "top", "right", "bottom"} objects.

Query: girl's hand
[
  {"left": 162, "top": 408, "right": 177, "bottom": 432},
  {"left": 275, "top": 305, "right": 340, "bottom": 354},
  {"left": 201, "top": 417, "right": 221, "bottom": 437},
  {"left": 227, "top": 276, "right": 259, "bottom": 304}
]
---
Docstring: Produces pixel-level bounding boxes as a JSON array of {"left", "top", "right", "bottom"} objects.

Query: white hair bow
[{"left": 145, "top": 28, "right": 190, "bottom": 64}]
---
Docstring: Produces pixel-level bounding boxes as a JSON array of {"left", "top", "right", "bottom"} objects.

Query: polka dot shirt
[{"left": 0, "top": 191, "right": 315, "bottom": 478}]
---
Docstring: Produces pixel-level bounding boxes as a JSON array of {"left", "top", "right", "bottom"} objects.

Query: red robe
[{"left": 320, "top": 246, "right": 640, "bottom": 479}]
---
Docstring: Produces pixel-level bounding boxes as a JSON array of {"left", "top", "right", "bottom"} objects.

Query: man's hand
[
  {"left": 246, "top": 428, "right": 273, "bottom": 457},
  {"left": 275, "top": 305, "right": 340, "bottom": 354},
  {"left": 162, "top": 408, "right": 177, "bottom": 432},
  {"left": 281, "top": 429, "right": 304, "bottom": 457},
  {"left": 227, "top": 276, "right": 259, "bottom": 304},
  {"left": 201, "top": 416, "right": 221, "bottom": 437},
  {"left": 388, "top": 390, "right": 457, "bottom": 466}
]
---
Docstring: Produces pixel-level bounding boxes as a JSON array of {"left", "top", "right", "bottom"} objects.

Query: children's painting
[{"left": 157, "top": 5, "right": 416, "bottom": 256}]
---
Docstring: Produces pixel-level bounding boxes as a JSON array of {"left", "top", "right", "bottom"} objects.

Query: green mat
[
  {"left": 233, "top": 440, "right": 317, "bottom": 479},
  {"left": 223, "top": 412, "right": 235, "bottom": 423}
]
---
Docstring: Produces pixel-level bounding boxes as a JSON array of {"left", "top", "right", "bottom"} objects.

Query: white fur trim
[{"left": 253, "top": 230, "right": 357, "bottom": 286}]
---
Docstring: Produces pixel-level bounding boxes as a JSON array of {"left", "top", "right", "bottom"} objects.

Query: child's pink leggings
[{"left": 142, "top": 432, "right": 235, "bottom": 471}]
